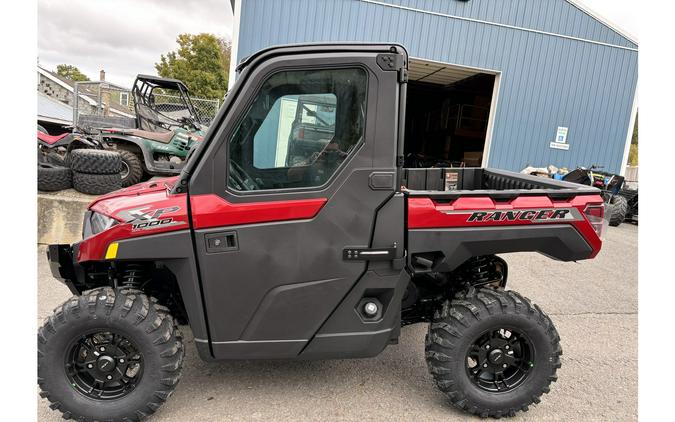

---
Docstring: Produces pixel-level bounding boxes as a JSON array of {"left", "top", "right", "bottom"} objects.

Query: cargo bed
[
  {"left": 403, "top": 167, "right": 605, "bottom": 273},
  {"left": 402, "top": 167, "right": 599, "bottom": 200}
]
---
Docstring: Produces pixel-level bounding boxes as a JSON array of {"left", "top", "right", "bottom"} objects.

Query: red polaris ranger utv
[{"left": 40, "top": 44, "right": 606, "bottom": 421}]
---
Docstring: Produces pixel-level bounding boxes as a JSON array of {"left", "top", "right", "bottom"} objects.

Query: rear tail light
[
  {"left": 584, "top": 203, "right": 608, "bottom": 239},
  {"left": 298, "top": 127, "right": 304, "bottom": 140}
]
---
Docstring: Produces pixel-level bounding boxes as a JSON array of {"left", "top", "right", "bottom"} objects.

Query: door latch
[{"left": 343, "top": 244, "right": 397, "bottom": 261}]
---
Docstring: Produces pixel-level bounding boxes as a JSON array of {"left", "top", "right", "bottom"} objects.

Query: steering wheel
[
  {"left": 307, "top": 139, "right": 348, "bottom": 164},
  {"left": 229, "top": 160, "right": 259, "bottom": 191}
]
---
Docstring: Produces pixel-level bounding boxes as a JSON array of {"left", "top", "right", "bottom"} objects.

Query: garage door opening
[{"left": 404, "top": 59, "right": 499, "bottom": 168}]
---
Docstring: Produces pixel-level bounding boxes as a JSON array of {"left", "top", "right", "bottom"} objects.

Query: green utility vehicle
[{"left": 91, "top": 75, "right": 208, "bottom": 186}]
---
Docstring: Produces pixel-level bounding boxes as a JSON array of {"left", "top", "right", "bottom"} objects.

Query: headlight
[{"left": 82, "top": 211, "right": 118, "bottom": 239}]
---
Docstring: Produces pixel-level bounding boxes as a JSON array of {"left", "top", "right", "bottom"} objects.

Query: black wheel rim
[
  {"left": 65, "top": 330, "right": 143, "bottom": 400},
  {"left": 465, "top": 327, "right": 534, "bottom": 393}
]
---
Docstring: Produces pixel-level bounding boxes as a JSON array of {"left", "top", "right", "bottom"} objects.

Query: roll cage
[{"left": 131, "top": 75, "right": 203, "bottom": 131}]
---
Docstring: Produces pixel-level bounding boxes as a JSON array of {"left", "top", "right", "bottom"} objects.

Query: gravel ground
[{"left": 37, "top": 223, "right": 637, "bottom": 421}]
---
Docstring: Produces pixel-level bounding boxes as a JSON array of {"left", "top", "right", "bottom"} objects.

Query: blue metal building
[{"left": 229, "top": 0, "right": 638, "bottom": 174}]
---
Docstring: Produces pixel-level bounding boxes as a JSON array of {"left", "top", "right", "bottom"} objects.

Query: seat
[
  {"left": 37, "top": 131, "right": 70, "bottom": 145},
  {"left": 127, "top": 129, "right": 175, "bottom": 144}
]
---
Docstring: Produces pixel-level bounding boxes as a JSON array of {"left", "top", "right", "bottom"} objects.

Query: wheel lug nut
[
  {"left": 503, "top": 364, "right": 508, "bottom": 368},
  {"left": 505, "top": 345, "right": 509, "bottom": 350},
  {"left": 100, "top": 347, "right": 106, "bottom": 352},
  {"left": 483, "top": 363, "right": 488, "bottom": 368},
  {"left": 87, "top": 364, "right": 93, "bottom": 369},
  {"left": 486, "top": 345, "right": 490, "bottom": 349},
  {"left": 106, "top": 375, "right": 112, "bottom": 380},
  {"left": 120, "top": 358, "right": 125, "bottom": 363}
]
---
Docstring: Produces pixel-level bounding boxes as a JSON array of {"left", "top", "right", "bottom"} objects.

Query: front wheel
[
  {"left": 608, "top": 195, "right": 628, "bottom": 227},
  {"left": 425, "top": 288, "right": 562, "bottom": 418},
  {"left": 38, "top": 287, "right": 184, "bottom": 422}
]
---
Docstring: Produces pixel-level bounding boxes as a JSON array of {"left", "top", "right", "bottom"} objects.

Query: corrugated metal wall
[{"left": 235, "top": 0, "right": 638, "bottom": 173}]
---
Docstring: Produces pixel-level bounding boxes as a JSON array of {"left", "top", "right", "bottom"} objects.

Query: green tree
[
  {"left": 628, "top": 113, "right": 638, "bottom": 166},
  {"left": 155, "top": 33, "right": 230, "bottom": 100},
  {"left": 56, "top": 64, "right": 90, "bottom": 82}
]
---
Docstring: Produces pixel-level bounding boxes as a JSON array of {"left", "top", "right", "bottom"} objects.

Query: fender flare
[
  {"left": 407, "top": 224, "right": 593, "bottom": 274},
  {"left": 101, "top": 134, "right": 146, "bottom": 153},
  {"left": 101, "top": 134, "right": 183, "bottom": 176}
]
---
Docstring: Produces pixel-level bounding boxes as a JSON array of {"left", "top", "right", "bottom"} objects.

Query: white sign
[
  {"left": 555, "top": 127, "right": 569, "bottom": 144},
  {"left": 550, "top": 126, "right": 570, "bottom": 150},
  {"left": 550, "top": 141, "right": 570, "bottom": 150}
]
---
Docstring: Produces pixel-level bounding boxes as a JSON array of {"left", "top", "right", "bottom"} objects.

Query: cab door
[{"left": 187, "top": 44, "right": 407, "bottom": 359}]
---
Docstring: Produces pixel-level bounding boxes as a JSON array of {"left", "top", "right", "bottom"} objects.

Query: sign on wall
[{"left": 550, "top": 126, "right": 570, "bottom": 150}]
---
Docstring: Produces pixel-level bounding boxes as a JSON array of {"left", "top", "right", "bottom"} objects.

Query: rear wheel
[
  {"left": 118, "top": 150, "right": 144, "bottom": 187},
  {"left": 608, "top": 195, "right": 628, "bottom": 226},
  {"left": 425, "top": 288, "right": 561, "bottom": 418},
  {"left": 38, "top": 287, "right": 184, "bottom": 422}
]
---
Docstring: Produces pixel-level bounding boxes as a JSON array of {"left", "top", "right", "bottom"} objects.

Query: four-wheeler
[
  {"left": 563, "top": 165, "right": 628, "bottom": 226},
  {"left": 38, "top": 128, "right": 101, "bottom": 167},
  {"left": 40, "top": 44, "right": 607, "bottom": 421},
  {"left": 82, "top": 75, "right": 207, "bottom": 187}
]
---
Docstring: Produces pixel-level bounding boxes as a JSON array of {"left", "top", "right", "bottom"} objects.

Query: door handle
[{"left": 205, "top": 231, "right": 238, "bottom": 253}]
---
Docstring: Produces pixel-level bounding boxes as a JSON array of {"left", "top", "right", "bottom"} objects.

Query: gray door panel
[{"left": 194, "top": 169, "right": 392, "bottom": 343}]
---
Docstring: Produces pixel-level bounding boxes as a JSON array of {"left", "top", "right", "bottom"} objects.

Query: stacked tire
[
  {"left": 38, "top": 163, "right": 72, "bottom": 192},
  {"left": 69, "top": 150, "right": 123, "bottom": 195}
]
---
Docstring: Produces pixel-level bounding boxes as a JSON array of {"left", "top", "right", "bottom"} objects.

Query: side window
[{"left": 228, "top": 68, "right": 367, "bottom": 191}]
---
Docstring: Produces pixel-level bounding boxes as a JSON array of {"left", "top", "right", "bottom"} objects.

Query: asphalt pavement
[{"left": 37, "top": 223, "right": 638, "bottom": 421}]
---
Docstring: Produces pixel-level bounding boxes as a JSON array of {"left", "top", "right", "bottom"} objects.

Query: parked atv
[
  {"left": 38, "top": 129, "right": 124, "bottom": 194},
  {"left": 563, "top": 165, "right": 628, "bottom": 226},
  {"left": 38, "top": 129, "right": 101, "bottom": 167},
  {"left": 83, "top": 75, "right": 206, "bottom": 187},
  {"left": 38, "top": 128, "right": 104, "bottom": 192}
]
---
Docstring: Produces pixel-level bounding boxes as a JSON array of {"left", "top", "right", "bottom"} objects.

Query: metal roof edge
[
  {"left": 566, "top": 0, "right": 638, "bottom": 46},
  {"left": 37, "top": 66, "right": 98, "bottom": 106}
]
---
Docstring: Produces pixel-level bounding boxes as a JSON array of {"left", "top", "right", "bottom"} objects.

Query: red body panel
[
  {"left": 79, "top": 193, "right": 189, "bottom": 263},
  {"left": 77, "top": 173, "right": 601, "bottom": 262},
  {"left": 78, "top": 178, "right": 326, "bottom": 262},
  {"left": 407, "top": 194, "right": 604, "bottom": 257},
  {"left": 89, "top": 177, "right": 180, "bottom": 219},
  {"left": 190, "top": 194, "right": 327, "bottom": 230}
]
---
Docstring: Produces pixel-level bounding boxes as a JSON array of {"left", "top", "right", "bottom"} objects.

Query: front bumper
[{"left": 46, "top": 243, "right": 81, "bottom": 294}]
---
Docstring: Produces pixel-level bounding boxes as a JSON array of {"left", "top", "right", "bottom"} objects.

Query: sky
[
  {"left": 37, "top": 0, "right": 234, "bottom": 87},
  {"left": 577, "top": 0, "right": 639, "bottom": 39},
  {"left": 38, "top": 0, "right": 638, "bottom": 89}
]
